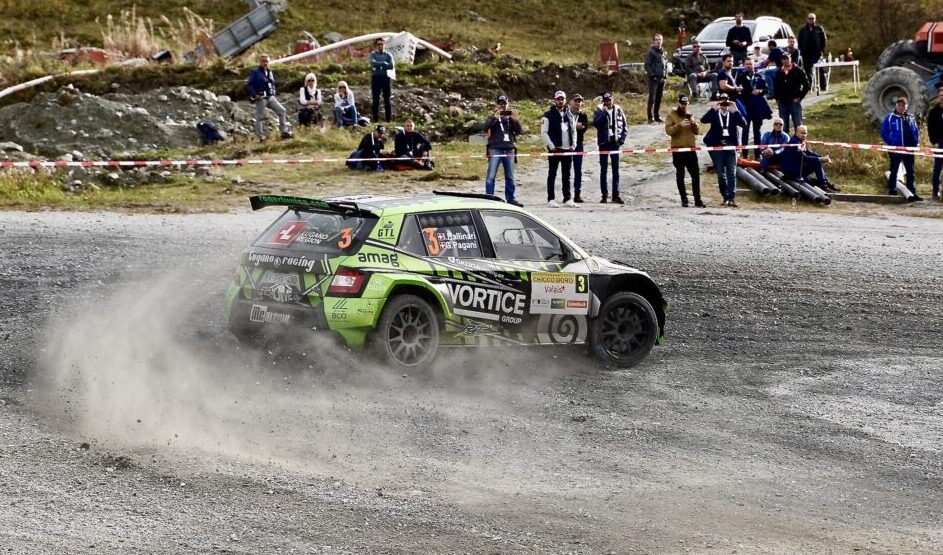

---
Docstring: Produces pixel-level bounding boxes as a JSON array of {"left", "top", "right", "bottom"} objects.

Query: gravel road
[{"left": 1, "top": 104, "right": 942, "bottom": 553}]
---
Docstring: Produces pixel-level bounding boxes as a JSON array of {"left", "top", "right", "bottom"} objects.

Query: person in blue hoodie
[
  {"left": 881, "top": 96, "right": 923, "bottom": 199},
  {"left": 701, "top": 93, "right": 746, "bottom": 206},
  {"left": 246, "top": 54, "right": 292, "bottom": 141},
  {"left": 592, "top": 92, "right": 627, "bottom": 204},
  {"left": 779, "top": 125, "right": 837, "bottom": 191}
]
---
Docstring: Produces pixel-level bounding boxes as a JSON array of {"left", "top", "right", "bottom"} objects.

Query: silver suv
[{"left": 671, "top": 16, "right": 795, "bottom": 76}]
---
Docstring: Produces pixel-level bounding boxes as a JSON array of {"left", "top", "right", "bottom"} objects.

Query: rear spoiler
[
  {"left": 249, "top": 195, "right": 376, "bottom": 218},
  {"left": 432, "top": 190, "right": 505, "bottom": 202}
]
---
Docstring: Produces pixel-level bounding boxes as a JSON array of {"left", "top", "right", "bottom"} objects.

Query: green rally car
[{"left": 225, "top": 192, "right": 667, "bottom": 369}]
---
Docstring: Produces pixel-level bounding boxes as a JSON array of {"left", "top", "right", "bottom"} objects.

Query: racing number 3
[
  {"left": 423, "top": 227, "right": 440, "bottom": 255},
  {"left": 337, "top": 227, "right": 353, "bottom": 249},
  {"left": 576, "top": 275, "right": 587, "bottom": 293}
]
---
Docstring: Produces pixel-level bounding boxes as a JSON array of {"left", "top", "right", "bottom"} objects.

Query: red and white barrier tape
[{"left": 2, "top": 141, "right": 942, "bottom": 169}]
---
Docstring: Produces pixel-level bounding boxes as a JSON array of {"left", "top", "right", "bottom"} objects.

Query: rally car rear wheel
[
  {"left": 589, "top": 291, "right": 658, "bottom": 369},
  {"left": 374, "top": 295, "right": 440, "bottom": 369}
]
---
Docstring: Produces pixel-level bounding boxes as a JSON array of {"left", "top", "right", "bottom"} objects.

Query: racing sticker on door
[{"left": 529, "top": 272, "right": 590, "bottom": 315}]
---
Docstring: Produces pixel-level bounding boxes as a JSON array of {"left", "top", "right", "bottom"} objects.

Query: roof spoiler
[
  {"left": 432, "top": 190, "right": 505, "bottom": 202},
  {"left": 249, "top": 195, "right": 376, "bottom": 218}
]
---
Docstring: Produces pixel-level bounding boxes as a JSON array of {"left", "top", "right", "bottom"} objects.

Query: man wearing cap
[
  {"left": 347, "top": 125, "right": 389, "bottom": 171},
  {"left": 701, "top": 93, "right": 746, "bottom": 206},
  {"left": 665, "top": 95, "right": 704, "bottom": 207},
  {"left": 881, "top": 96, "right": 922, "bottom": 200},
  {"left": 593, "top": 93, "right": 628, "bottom": 204},
  {"left": 569, "top": 94, "right": 589, "bottom": 203},
  {"left": 684, "top": 40, "right": 717, "bottom": 100},
  {"left": 483, "top": 95, "right": 524, "bottom": 206},
  {"left": 644, "top": 34, "right": 668, "bottom": 124},
  {"left": 759, "top": 117, "right": 790, "bottom": 171},
  {"left": 926, "top": 83, "right": 943, "bottom": 200},
  {"left": 541, "top": 91, "right": 578, "bottom": 208}
]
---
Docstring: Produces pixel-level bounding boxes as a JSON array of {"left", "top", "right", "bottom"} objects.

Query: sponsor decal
[
  {"left": 446, "top": 283, "right": 525, "bottom": 321},
  {"left": 268, "top": 221, "right": 307, "bottom": 246},
  {"left": 296, "top": 229, "right": 332, "bottom": 245},
  {"left": 376, "top": 219, "right": 397, "bottom": 240},
  {"left": 332, "top": 298, "right": 349, "bottom": 311},
  {"left": 566, "top": 300, "right": 588, "bottom": 309},
  {"left": 260, "top": 283, "right": 301, "bottom": 303},
  {"left": 356, "top": 252, "right": 400, "bottom": 267},
  {"left": 530, "top": 272, "right": 590, "bottom": 315},
  {"left": 500, "top": 314, "right": 523, "bottom": 325},
  {"left": 551, "top": 298, "right": 567, "bottom": 310},
  {"left": 330, "top": 311, "right": 348, "bottom": 321},
  {"left": 248, "top": 251, "right": 323, "bottom": 273},
  {"left": 260, "top": 272, "right": 301, "bottom": 288},
  {"left": 249, "top": 304, "right": 291, "bottom": 324}
]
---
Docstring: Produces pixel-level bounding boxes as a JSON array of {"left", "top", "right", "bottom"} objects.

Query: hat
[
  {"left": 717, "top": 93, "right": 729, "bottom": 101},
  {"left": 554, "top": 90, "right": 566, "bottom": 99},
  {"left": 496, "top": 94, "right": 509, "bottom": 104},
  {"left": 375, "top": 125, "right": 386, "bottom": 134},
  {"left": 678, "top": 95, "right": 689, "bottom": 104},
  {"left": 572, "top": 94, "right": 584, "bottom": 101},
  {"left": 602, "top": 92, "right": 613, "bottom": 101}
]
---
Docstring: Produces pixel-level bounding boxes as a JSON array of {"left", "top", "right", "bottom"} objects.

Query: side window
[
  {"left": 775, "top": 25, "right": 788, "bottom": 40},
  {"left": 480, "top": 210, "right": 565, "bottom": 262},
  {"left": 396, "top": 214, "right": 427, "bottom": 256},
  {"left": 416, "top": 211, "right": 482, "bottom": 258}
]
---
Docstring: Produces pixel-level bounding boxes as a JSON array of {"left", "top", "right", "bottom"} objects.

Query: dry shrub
[
  {"left": 100, "top": 5, "right": 215, "bottom": 58},
  {"left": 159, "top": 8, "right": 215, "bottom": 55}
]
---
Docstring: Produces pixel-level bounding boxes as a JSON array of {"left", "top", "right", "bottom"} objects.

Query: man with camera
[
  {"left": 540, "top": 91, "right": 578, "bottom": 208},
  {"left": 483, "top": 94, "right": 524, "bottom": 207},
  {"left": 592, "top": 93, "right": 628, "bottom": 204},
  {"left": 701, "top": 93, "right": 746, "bottom": 207},
  {"left": 664, "top": 95, "right": 704, "bottom": 207}
]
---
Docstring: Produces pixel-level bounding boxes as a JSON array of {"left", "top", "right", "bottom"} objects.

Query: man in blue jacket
[
  {"left": 246, "top": 54, "right": 292, "bottom": 141},
  {"left": 780, "top": 125, "right": 837, "bottom": 191},
  {"left": 701, "top": 93, "right": 746, "bottom": 206},
  {"left": 483, "top": 95, "right": 524, "bottom": 207},
  {"left": 593, "top": 93, "right": 627, "bottom": 204},
  {"left": 369, "top": 37, "right": 395, "bottom": 123},
  {"left": 759, "top": 117, "right": 790, "bottom": 171},
  {"left": 881, "top": 96, "right": 923, "bottom": 199}
]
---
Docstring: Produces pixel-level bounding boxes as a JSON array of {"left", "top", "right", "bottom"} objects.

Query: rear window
[{"left": 255, "top": 210, "right": 372, "bottom": 254}]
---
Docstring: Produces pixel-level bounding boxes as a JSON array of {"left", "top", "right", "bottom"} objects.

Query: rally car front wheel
[
  {"left": 374, "top": 294, "right": 440, "bottom": 369},
  {"left": 589, "top": 291, "right": 658, "bottom": 369}
]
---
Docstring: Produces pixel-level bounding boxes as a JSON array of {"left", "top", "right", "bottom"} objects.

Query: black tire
[
  {"left": 862, "top": 67, "right": 928, "bottom": 125},
  {"left": 875, "top": 40, "right": 921, "bottom": 72},
  {"left": 589, "top": 292, "right": 658, "bottom": 369},
  {"left": 374, "top": 294, "right": 440, "bottom": 369}
]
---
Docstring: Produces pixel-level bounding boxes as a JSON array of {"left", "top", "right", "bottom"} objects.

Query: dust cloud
[{"left": 34, "top": 270, "right": 583, "bottom": 489}]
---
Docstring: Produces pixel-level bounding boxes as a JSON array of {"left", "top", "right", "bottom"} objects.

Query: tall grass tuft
[{"left": 100, "top": 6, "right": 162, "bottom": 57}]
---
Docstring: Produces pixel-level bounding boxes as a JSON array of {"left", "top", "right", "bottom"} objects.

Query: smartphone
[{"left": 500, "top": 110, "right": 513, "bottom": 117}]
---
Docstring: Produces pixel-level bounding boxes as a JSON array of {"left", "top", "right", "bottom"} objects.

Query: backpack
[{"left": 197, "top": 122, "right": 224, "bottom": 145}]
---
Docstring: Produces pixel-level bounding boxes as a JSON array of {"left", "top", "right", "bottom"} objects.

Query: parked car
[
  {"left": 226, "top": 193, "right": 667, "bottom": 370},
  {"left": 672, "top": 16, "right": 795, "bottom": 76}
]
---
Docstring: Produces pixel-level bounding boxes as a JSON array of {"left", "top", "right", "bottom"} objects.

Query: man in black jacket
[
  {"left": 773, "top": 54, "right": 809, "bottom": 135},
  {"left": 347, "top": 125, "right": 389, "bottom": 171},
  {"left": 540, "top": 91, "right": 577, "bottom": 207},
  {"left": 393, "top": 120, "right": 433, "bottom": 170},
  {"left": 797, "top": 13, "right": 828, "bottom": 92},
  {"left": 725, "top": 12, "right": 752, "bottom": 66},
  {"left": 928, "top": 84, "right": 943, "bottom": 200},
  {"left": 569, "top": 94, "right": 589, "bottom": 203},
  {"left": 644, "top": 34, "right": 668, "bottom": 124}
]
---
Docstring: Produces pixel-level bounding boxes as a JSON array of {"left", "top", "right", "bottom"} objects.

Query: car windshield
[
  {"left": 695, "top": 21, "right": 757, "bottom": 42},
  {"left": 254, "top": 210, "right": 370, "bottom": 254}
]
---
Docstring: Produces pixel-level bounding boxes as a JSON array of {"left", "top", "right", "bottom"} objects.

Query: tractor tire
[
  {"left": 862, "top": 67, "right": 929, "bottom": 125},
  {"left": 875, "top": 40, "right": 921, "bottom": 72}
]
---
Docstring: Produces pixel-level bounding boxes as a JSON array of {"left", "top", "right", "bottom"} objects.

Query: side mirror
[{"left": 757, "top": 35, "right": 771, "bottom": 42}]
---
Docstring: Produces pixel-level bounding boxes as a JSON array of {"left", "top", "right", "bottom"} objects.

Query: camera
[
  {"left": 684, "top": 113, "right": 692, "bottom": 119},
  {"left": 500, "top": 110, "right": 513, "bottom": 117},
  {"left": 719, "top": 101, "right": 730, "bottom": 107}
]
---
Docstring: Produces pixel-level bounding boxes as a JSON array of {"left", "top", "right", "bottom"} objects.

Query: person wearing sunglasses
[
  {"left": 759, "top": 117, "right": 790, "bottom": 172},
  {"left": 298, "top": 73, "right": 323, "bottom": 127}
]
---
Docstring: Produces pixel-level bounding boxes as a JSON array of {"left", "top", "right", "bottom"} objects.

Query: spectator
[
  {"left": 664, "top": 95, "right": 704, "bottom": 207},
  {"left": 684, "top": 40, "right": 717, "bottom": 100},
  {"left": 726, "top": 12, "right": 753, "bottom": 66},
  {"left": 701, "top": 93, "right": 746, "bottom": 207},
  {"left": 393, "top": 120, "right": 433, "bottom": 170},
  {"left": 842, "top": 48, "right": 855, "bottom": 62},
  {"left": 764, "top": 39, "right": 785, "bottom": 96},
  {"left": 541, "top": 91, "right": 578, "bottom": 208},
  {"left": 773, "top": 54, "right": 809, "bottom": 135},
  {"left": 881, "top": 96, "right": 922, "bottom": 200},
  {"left": 298, "top": 73, "right": 323, "bottom": 127},
  {"left": 736, "top": 58, "right": 772, "bottom": 159},
  {"left": 759, "top": 117, "right": 790, "bottom": 171},
  {"left": 333, "top": 81, "right": 359, "bottom": 128},
  {"left": 716, "top": 54, "right": 742, "bottom": 102},
  {"left": 750, "top": 45, "right": 767, "bottom": 66},
  {"left": 369, "top": 37, "right": 395, "bottom": 123},
  {"left": 798, "top": 13, "right": 828, "bottom": 92},
  {"left": 483, "top": 94, "right": 524, "bottom": 207},
  {"left": 569, "top": 94, "right": 589, "bottom": 203},
  {"left": 784, "top": 36, "right": 802, "bottom": 69},
  {"left": 645, "top": 34, "right": 668, "bottom": 124},
  {"left": 927, "top": 83, "right": 943, "bottom": 200},
  {"left": 347, "top": 125, "right": 389, "bottom": 171},
  {"left": 245, "top": 54, "right": 292, "bottom": 141},
  {"left": 780, "top": 125, "right": 837, "bottom": 191},
  {"left": 593, "top": 92, "right": 628, "bottom": 204}
]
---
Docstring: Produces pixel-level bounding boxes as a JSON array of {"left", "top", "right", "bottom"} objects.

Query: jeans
[
  {"left": 671, "top": 151, "right": 701, "bottom": 202},
  {"left": 572, "top": 144, "right": 584, "bottom": 196},
  {"left": 888, "top": 153, "right": 916, "bottom": 194},
  {"left": 485, "top": 147, "right": 516, "bottom": 201},
  {"left": 741, "top": 118, "right": 764, "bottom": 159},
  {"left": 334, "top": 105, "right": 359, "bottom": 127},
  {"left": 547, "top": 152, "right": 573, "bottom": 202},
  {"left": 763, "top": 67, "right": 778, "bottom": 97},
  {"left": 647, "top": 76, "right": 665, "bottom": 120},
  {"left": 254, "top": 96, "right": 288, "bottom": 139},
  {"left": 933, "top": 142, "right": 943, "bottom": 195},
  {"left": 708, "top": 149, "right": 737, "bottom": 200},
  {"left": 598, "top": 141, "right": 621, "bottom": 198},
  {"left": 371, "top": 74, "right": 392, "bottom": 122},
  {"left": 778, "top": 101, "right": 803, "bottom": 135}
]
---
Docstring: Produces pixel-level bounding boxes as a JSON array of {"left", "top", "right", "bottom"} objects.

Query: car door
[{"left": 478, "top": 209, "right": 592, "bottom": 345}]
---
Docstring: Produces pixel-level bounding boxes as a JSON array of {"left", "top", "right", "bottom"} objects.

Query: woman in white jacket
[
  {"left": 298, "top": 73, "right": 322, "bottom": 126},
  {"left": 334, "top": 81, "right": 359, "bottom": 128}
]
